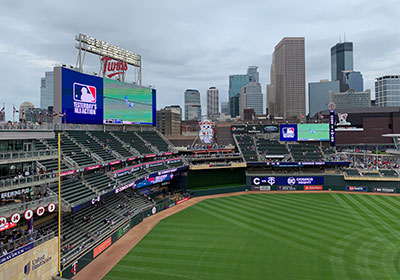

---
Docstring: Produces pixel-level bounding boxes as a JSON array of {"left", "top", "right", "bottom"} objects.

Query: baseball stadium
[{"left": 2, "top": 35, "right": 400, "bottom": 280}]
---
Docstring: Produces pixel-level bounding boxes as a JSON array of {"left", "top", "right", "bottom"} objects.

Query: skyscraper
[
  {"left": 184, "top": 89, "right": 201, "bottom": 120},
  {"left": 268, "top": 37, "right": 306, "bottom": 119},
  {"left": 40, "top": 71, "right": 54, "bottom": 108},
  {"left": 157, "top": 105, "right": 181, "bottom": 136},
  {"left": 375, "top": 75, "right": 400, "bottom": 107},
  {"left": 267, "top": 56, "right": 276, "bottom": 116},
  {"left": 228, "top": 66, "right": 259, "bottom": 117},
  {"left": 342, "top": 71, "right": 363, "bottom": 92},
  {"left": 206, "top": 87, "right": 219, "bottom": 120},
  {"left": 220, "top": 102, "right": 229, "bottom": 116},
  {"left": 331, "top": 42, "right": 353, "bottom": 89},
  {"left": 239, "top": 82, "right": 263, "bottom": 120},
  {"left": 308, "top": 80, "right": 340, "bottom": 117}
]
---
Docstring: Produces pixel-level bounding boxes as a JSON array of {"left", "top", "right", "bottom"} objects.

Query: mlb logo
[
  {"left": 282, "top": 127, "right": 295, "bottom": 138},
  {"left": 73, "top": 82, "right": 96, "bottom": 103}
]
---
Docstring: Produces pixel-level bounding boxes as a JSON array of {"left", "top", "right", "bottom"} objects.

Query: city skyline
[{"left": 0, "top": 1, "right": 399, "bottom": 120}]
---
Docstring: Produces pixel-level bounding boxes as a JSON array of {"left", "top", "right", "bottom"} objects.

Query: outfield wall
[
  {"left": 0, "top": 237, "right": 58, "bottom": 280},
  {"left": 62, "top": 198, "right": 185, "bottom": 279},
  {"left": 246, "top": 174, "right": 400, "bottom": 193},
  {"left": 188, "top": 168, "right": 245, "bottom": 189}
]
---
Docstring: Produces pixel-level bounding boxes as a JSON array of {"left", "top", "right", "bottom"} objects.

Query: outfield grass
[{"left": 104, "top": 193, "right": 400, "bottom": 279}]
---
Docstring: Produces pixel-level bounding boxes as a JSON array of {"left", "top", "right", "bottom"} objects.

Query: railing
[
  {"left": 0, "top": 231, "right": 55, "bottom": 254},
  {"left": 0, "top": 195, "right": 58, "bottom": 216},
  {"left": 1, "top": 172, "right": 59, "bottom": 188},
  {"left": 0, "top": 149, "right": 58, "bottom": 161}
]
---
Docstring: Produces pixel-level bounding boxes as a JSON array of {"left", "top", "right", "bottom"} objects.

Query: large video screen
[
  {"left": 297, "top": 124, "right": 329, "bottom": 141},
  {"left": 103, "top": 79, "right": 155, "bottom": 125},
  {"left": 61, "top": 68, "right": 104, "bottom": 124},
  {"left": 60, "top": 68, "right": 156, "bottom": 126}
]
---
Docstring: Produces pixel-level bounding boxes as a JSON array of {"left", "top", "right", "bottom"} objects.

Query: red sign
[
  {"left": 101, "top": 56, "right": 127, "bottom": 78},
  {"left": 93, "top": 237, "right": 112, "bottom": 258},
  {"left": 47, "top": 203, "right": 56, "bottom": 213},
  {"left": 36, "top": 206, "right": 45, "bottom": 216},
  {"left": 127, "top": 157, "right": 137, "bottom": 161},
  {"left": 0, "top": 222, "right": 16, "bottom": 232},
  {"left": 85, "top": 164, "right": 101, "bottom": 171},
  {"left": 303, "top": 185, "right": 323, "bottom": 191},
  {"left": 24, "top": 209, "right": 33, "bottom": 220},
  {"left": 10, "top": 213, "right": 21, "bottom": 224},
  {"left": 176, "top": 197, "right": 190, "bottom": 205},
  {"left": 109, "top": 160, "right": 121, "bottom": 166},
  {"left": 60, "top": 170, "right": 76, "bottom": 177}
]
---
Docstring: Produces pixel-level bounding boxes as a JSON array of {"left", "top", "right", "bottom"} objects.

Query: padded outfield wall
[
  {"left": 246, "top": 174, "right": 400, "bottom": 192},
  {"left": 0, "top": 237, "right": 58, "bottom": 280},
  {"left": 187, "top": 168, "right": 245, "bottom": 189}
]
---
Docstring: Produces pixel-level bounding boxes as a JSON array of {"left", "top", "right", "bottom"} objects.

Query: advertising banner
[
  {"left": 252, "top": 176, "right": 324, "bottom": 186},
  {"left": 346, "top": 186, "right": 367, "bottom": 192},
  {"left": 329, "top": 110, "right": 335, "bottom": 146},
  {"left": 0, "top": 243, "right": 34, "bottom": 265},
  {"left": 303, "top": 185, "right": 323, "bottom": 191},
  {"left": 280, "top": 124, "right": 298, "bottom": 141},
  {"left": 231, "top": 125, "right": 247, "bottom": 134},
  {"left": 93, "top": 237, "right": 111, "bottom": 258},
  {"left": 251, "top": 186, "right": 271, "bottom": 191},
  {"left": 263, "top": 125, "right": 279, "bottom": 133},
  {"left": 373, "top": 187, "right": 396, "bottom": 193},
  {"left": 278, "top": 186, "right": 297, "bottom": 191},
  {"left": 247, "top": 125, "right": 263, "bottom": 134}
]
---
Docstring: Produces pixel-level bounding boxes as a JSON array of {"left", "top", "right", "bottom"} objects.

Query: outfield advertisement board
[
  {"left": 60, "top": 67, "right": 156, "bottom": 126},
  {"left": 346, "top": 186, "right": 368, "bottom": 192},
  {"left": 303, "top": 185, "right": 323, "bottom": 191},
  {"left": 252, "top": 186, "right": 271, "bottom": 191},
  {"left": 278, "top": 186, "right": 297, "bottom": 191},
  {"left": 373, "top": 187, "right": 396, "bottom": 193},
  {"left": 252, "top": 176, "right": 324, "bottom": 186}
]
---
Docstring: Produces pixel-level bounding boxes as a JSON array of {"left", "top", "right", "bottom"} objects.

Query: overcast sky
[{"left": 0, "top": 0, "right": 399, "bottom": 120}]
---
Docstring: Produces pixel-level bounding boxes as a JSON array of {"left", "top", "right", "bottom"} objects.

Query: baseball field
[{"left": 103, "top": 193, "right": 400, "bottom": 279}]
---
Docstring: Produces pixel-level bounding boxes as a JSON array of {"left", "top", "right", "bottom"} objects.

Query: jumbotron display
[
  {"left": 297, "top": 124, "right": 329, "bottom": 141},
  {"left": 58, "top": 67, "right": 156, "bottom": 126},
  {"left": 103, "top": 79, "right": 155, "bottom": 125}
]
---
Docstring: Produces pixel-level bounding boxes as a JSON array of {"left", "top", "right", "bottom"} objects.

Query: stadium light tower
[{"left": 75, "top": 33, "right": 142, "bottom": 85}]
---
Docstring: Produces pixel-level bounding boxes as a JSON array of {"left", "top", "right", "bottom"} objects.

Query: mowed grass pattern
[{"left": 104, "top": 193, "right": 400, "bottom": 280}]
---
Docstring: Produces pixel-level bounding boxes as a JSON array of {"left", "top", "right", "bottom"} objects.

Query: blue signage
[
  {"left": 280, "top": 124, "right": 298, "bottom": 141},
  {"left": 136, "top": 173, "right": 174, "bottom": 188},
  {"left": 329, "top": 110, "right": 335, "bottom": 146},
  {"left": 252, "top": 176, "right": 324, "bottom": 186},
  {"left": 0, "top": 243, "right": 34, "bottom": 265},
  {"left": 62, "top": 68, "right": 104, "bottom": 124},
  {"left": 346, "top": 186, "right": 367, "bottom": 192}
]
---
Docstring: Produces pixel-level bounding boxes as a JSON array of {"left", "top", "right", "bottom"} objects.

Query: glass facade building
[
  {"left": 40, "top": 71, "right": 54, "bottom": 108},
  {"left": 331, "top": 42, "right": 354, "bottom": 83},
  {"left": 308, "top": 80, "right": 340, "bottom": 117},
  {"left": 375, "top": 75, "right": 400, "bottom": 107},
  {"left": 184, "top": 89, "right": 201, "bottom": 120}
]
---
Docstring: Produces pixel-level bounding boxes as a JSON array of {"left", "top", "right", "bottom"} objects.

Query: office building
[
  {"left": 308, "top": 80, "right": 340, "bottom": 117},
  {"left": 375, "top": 75, "right": 400, "bottom": 107},
  {"left": 184, "top": 89, "right": 201, "bottom": 120},
  {"left": 228, "top": 66, "right": 259, "bottom": 117},
  {"left": 157, "top": 105, "right": 181, "bottom": 136},
  {"left": 207, "top": 87, "right": 219, "bottom": 120},
  {"left": 267, "top": 56, "right": 276, "bottom": 116},
  {"left": 220, "top": 102, "right": 229, "bottom": 116},
  {"left": 342, "top": 70, "right": 363, "bottom": 92},
  {"left": 331, "top": 42, "right": 353, "bottom": 82},
  {"left": 239, "top": 82, "right": 263, "bottom": 120},
  {"left": 268, "top": 37, "right": 306, "bottom": 119},
  {"left": 330, "top": 89, "right": 371, "bottom": 110},
  {"left": 40, "top": 71, "right": 54, "bottom": 108}
]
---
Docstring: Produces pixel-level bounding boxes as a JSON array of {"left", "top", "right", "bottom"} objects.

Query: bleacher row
[
  {"left": 345, "top": 169, "right": 399, "bottom": 178},
  {"left": 37, "top": 130, "right": 172, "bottom": 170},
  {"left": 235, "top": 135, "right": 324, "bottom": 162},
  {"left": 37, "top": 188, "right": 153, "bottom": 264},
  {"left": 48, "top": 158, "right": 185, "bottom": 206}
]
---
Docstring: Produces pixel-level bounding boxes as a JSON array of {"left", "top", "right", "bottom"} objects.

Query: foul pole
[{"left": 58, "top": 132, "right": 62, "bottom": 277}]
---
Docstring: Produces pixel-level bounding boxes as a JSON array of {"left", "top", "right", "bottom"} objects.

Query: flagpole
[{"left": 12, "top": 104, "right": 15, "bottom": 123}]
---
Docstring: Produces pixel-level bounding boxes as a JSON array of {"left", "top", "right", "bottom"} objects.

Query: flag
[
  {"left": 13, "top": 106, "right": 19, "bottom": 113},
  {"left": 21, "top": 109, "right": 25, "bottom": 115},
  {"left": 318, "top": 113, "right": 325, "bottom": 119},
  {"left": 266, "top": 114, "right": 270, "bottom": 120},
  {"left": 58, "top": 112, "right": 66, "bottom": 117},
  {"left": 300, "top": 114, "right": 305, "bottom": 119},
  {"left": 52, "top": 112, "right": 58, "bottom": 117},
  {"left": 38, "top": 109, "right": 42, "bottom": 115},
  {"left": 29, "top": 108, "right": 33, "bottom": 114},
  {"left": 0, "top": 106, "right": 4, "bottom": 113}
]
